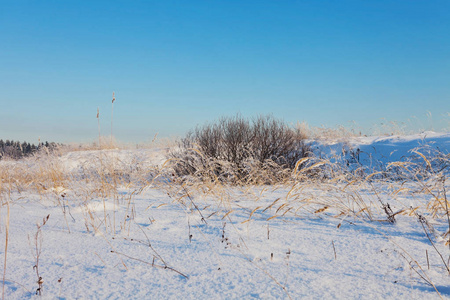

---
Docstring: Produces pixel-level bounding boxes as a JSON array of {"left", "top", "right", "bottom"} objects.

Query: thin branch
[{"left": 111, "top": 250, "right": 188, "bottom": 279}]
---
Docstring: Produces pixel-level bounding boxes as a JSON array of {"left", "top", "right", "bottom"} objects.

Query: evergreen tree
[
  {"left": 0, "top": 139, "right": 60, "bottom": 159},
  {"left": 26, "top": 143, "right": 32, "bottom": 154}
]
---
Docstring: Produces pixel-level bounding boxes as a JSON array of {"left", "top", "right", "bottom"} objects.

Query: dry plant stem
[
  {"left": 188, "top": 218, "right": 192, "bottom": 243},
  {"left": 32, "top": 214, "right": 50, "bottom": 296},
  {"left": 97, "top": 232, "right": 128, "bottom": 271},
  {"left": 182, "top": 185, "right": 207, "bottom": 224},
  {"left": 133, "top": 220, "right": 167, "bottom": 266},
  {"left": 239, "top": 249, "right": 292, "bottom": 300},
  {"left": 59, "top": 194, "right": 71, "bottom": 233},
  {"left": 110, "top": 156, "right": 118, "bottom": 235},
  {"left": 442, "top": 176, "right": 450, "bottom": 249},
  {"left": 417, "top": 214, "right": 450, "bottom": 274},
  {"left": 111, "top": 92, "right": 115, "bottom": 147},
  {"left": 362, "top": 219, "right": 442, "bottom": 298},
  {"left": 215, "top": 213, "right": 288, "bottom": 296},
  {"left": 365, "top": 175, "right": 393, "bottom": 222},
  {"left": 97, "top": 107, "right": 101, "bottom": 149},
  {"left": 2, "top": 193, "right": 10, "bottom": 300},
  {"left": 98, "top": 155, "right": 109, "bottom": 234},
  {"left": 332, "top": 240, "right": 337, "bottom": 260},
  {"left": 394, "top": 249, "right": 438, "bottom": 291},
  {"left": 93, "top": 251, "right": 108, "bottom": 267},
  {"left": 2, "top": 278, "right": 31, "bottom": 295},
  {"left": 283, "top": 249, "right": 291, "bottom": 289},
  {"left": 110, "top": 250, "right": 188, "bottom": 279}
]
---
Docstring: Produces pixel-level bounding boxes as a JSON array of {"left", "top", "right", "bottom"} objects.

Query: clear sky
[{"left": 1, "top": 1, "right": 449, "bottom": 144}]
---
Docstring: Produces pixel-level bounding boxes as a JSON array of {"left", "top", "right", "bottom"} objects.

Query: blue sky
[{"left": 1, "top": 1, "right": 449, "bottom": 144}]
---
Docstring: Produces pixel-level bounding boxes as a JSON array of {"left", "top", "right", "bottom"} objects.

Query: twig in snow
[
  {"left": 332, "top": 240, "right": 337, "bottom": 260},
  {"left": 110, "top": 250, "right": 188, "bottom": 279}
]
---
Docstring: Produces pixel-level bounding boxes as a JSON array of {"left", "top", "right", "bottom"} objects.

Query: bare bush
[{"left": 169, "top": 115, "right": 311, "bottom": 182}]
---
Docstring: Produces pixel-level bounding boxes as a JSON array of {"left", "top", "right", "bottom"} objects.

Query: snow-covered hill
[
  {"left": 0, "top": 132, "right": 449, "bottom": 299},
  {"left": 313, "top": 131, "right": 450, "bottom": 172}
]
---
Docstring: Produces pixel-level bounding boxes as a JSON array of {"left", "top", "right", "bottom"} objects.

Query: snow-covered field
[{"left": 1, "top": 132, "right": 449, "bottom": 299}]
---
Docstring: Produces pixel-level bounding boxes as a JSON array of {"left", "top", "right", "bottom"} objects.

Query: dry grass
[{"left": 297, "top": 121, "right": 359, "bottom": 141}]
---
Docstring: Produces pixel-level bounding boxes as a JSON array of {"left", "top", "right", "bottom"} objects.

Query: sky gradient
[{"left": 1, "top": 1, "right": 449, "bottom": 144}]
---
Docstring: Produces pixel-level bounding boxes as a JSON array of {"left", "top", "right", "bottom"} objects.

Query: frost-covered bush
[{"left": 169, "top": 115, "right": 311, "bottom": 182}]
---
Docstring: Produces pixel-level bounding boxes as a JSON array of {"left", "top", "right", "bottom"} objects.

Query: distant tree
[
  {"left": 0, "top": 139, "right": 58, "bottom": 159},
  {"left": 26, "top": 143, "right": 32, "bottom": 154},
  {"left": 13, "top": 141, "right": 22, "bottom": 158}
]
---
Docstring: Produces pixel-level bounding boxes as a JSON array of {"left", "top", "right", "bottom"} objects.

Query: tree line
[{"left": 0, "top": 140, "right": 60, "bottom": 159}]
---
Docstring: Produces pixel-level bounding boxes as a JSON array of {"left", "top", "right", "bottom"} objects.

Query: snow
[
  {"left": 0, "top": 132, "right": 449, "bottom": 299},
  {"left": 312, "top": 131, "right": 450, "bottom": 173}
]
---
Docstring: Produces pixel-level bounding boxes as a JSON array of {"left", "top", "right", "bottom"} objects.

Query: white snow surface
[{"left": 1, "top": 132, "right": 449, "bottom": 299}]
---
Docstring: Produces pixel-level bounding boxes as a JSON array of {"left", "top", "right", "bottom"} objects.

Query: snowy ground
[
  {"left": 1, "top": 132, "right": 449, "bottom": 299},
  {"left": 313, "top": 131, "right": 450, "bottom": 171}
]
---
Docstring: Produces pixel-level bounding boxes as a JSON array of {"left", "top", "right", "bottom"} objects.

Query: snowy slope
[
  {"left": 312, "top": 131, "right": 450, "bottom": 172},
  {"left": 3, "top": 188, "right": 450, "bottom": 299},
  {"left": 0, "top": 133, "right": 449, "bottom": 299}
]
